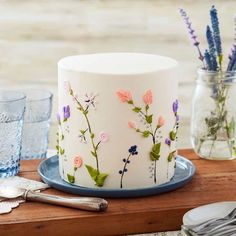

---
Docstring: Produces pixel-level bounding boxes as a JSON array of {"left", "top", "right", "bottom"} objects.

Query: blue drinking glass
[
  {"left": 0, "top": 90, "right": 26, "bottom": 177},
  {"left": 21, "top": 89, "right": 53, "bottom": 159}
]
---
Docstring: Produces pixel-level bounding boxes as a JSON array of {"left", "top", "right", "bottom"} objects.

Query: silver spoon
[{"left": 0, "top": 186, "right": 108, "bottom": 212}]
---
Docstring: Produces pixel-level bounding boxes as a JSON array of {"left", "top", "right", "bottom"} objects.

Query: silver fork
[
  {"left": 199, "top": 218, "right": 236, "bottom": 236},
  {"left": 206, "top": 225, "right": 236, "bottom": 236}
]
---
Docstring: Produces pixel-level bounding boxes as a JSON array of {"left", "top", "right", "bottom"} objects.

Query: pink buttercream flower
[
  {"left": 116, "top": 90, "right": 132, "bottom": 103},
  {"left": 143, "top": 90, "right": 153, "bottom": 105},
  {"left": 157, "top": 116, "right": 165, "bottom": 127},
  {"left": 64, "top": 80, "right": 71, "bottom": 93},
  {"left": 74, "top": 156, "right": 83, "bottom": 168},
  {"left": 128, "top": 121, "right": 136, "bottom": 129},
  {"left": 99, "top": 132, "right": 109, "bottom": 143}
]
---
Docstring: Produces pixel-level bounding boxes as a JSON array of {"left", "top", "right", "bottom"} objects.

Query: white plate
[{"left": 183, "top": 201, "right": 236, "bottom": 225}]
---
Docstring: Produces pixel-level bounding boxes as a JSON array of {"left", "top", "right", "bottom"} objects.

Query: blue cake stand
[{"left": 38, "top": 155, "right": 195, "bottom": 198}]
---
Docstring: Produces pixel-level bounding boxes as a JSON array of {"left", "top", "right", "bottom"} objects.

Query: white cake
[{"left": 57, "top": 53, "right": 179, "bottom": 189}]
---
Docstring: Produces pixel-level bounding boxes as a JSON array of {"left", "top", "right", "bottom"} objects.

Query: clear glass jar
[{"left": 191, "top": 69, "right": 236, "bottom": 160}]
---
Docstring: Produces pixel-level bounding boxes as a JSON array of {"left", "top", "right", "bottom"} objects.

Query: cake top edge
[{"left": 58, "top": 53, "right": 178, "bottom": 75}]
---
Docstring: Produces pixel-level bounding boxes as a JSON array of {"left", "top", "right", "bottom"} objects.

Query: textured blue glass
[
  {"left": 21, "top": 90, "right": 53, "bottom": 159},
  {"left": 0, "top": 91, "right": 26, "bottom": 177}
]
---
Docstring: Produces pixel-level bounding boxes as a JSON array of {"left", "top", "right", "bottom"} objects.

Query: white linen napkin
[{"left": 0, "top": 176, "right": 49, "bottom": 214}]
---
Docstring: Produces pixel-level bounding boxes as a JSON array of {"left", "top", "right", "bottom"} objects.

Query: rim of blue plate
[{"left": 37, "top": 155, "right": 196, "bottom": 197}]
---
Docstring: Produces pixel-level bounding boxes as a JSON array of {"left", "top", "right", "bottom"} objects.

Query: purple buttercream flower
[
  {"left": 172, "top": 99, "right": 179, "bottom": 114},
  {"left": 165, "top": 138, "right": 171, "bottom": 146},
  {"left": 63, "top": 105, "right": 70, "bottom": 120}
]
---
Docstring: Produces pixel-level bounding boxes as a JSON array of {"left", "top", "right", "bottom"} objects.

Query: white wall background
[{"left": 0, "top": 0, "right": 235, "bottom": 149}]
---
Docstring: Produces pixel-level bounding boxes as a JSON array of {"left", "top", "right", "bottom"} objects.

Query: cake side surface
[{"left": 57, "top": 53, "right": 179, "bottom": 189}]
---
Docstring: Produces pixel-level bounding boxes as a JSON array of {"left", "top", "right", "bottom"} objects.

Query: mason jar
[{"left": 191, "top": 69, "right": 236, "bottom": 160}]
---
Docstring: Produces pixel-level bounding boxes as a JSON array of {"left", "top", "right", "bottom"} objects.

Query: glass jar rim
[
  {"left": 197, "top": 68, "right": 236, "bottom": 75},
  {"left": 197, "top": 68, "right": 236, "bottom": 84}
]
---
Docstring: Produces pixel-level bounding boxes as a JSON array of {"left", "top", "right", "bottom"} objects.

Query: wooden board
[{"left": 0, "top": 149, "right": 236, "bottom": 236}]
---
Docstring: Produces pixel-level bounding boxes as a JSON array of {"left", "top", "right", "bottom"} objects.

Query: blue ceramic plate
[{"left": 38, "top": 155, "right": 195, "bottom": 198}]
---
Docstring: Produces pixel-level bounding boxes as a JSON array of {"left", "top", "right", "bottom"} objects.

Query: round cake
[{"left": 57, "top": 53, "right": 179, "bottom": 189}]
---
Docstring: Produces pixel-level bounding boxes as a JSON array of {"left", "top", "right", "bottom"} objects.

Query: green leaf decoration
[
  {"left": 153, "top": 143, "right": 161, "bottom": 153},
  {"left": 61, "top": 134, "right": 64, "bottom": 140},
  {"left": 63, "top": 118, "right": 67, "bottom": 122},
  {"left": 85, "top": 164, "right": 98, "bottom": 181},
  {"left": 142, "top": 130, "right": 150, "bottom": 138},
  {"left": 59, "top": 147, "right": 65, "bottom": 155},
  {"left": 85, "top": 165, "right": 108, "bottom": 187},
  {"left": 145, "top": 105, "right": 149, "bottom": 111},
  {"left": 91, "top": 151, "right": 96, "bottom": 157},
  {"left": 83, "top": 110, "right": 88, "bottom": 115},
  {"left": 167, "top": 153, "right": 174, "bottom": 162},
  {"left": 56, "top": 145, "right": 59, "bottom": 151},
  {"left": 80, "top": 129, "right": 87, "bottom": 135},
  {"left": 132, "top": 107, "right": 142, "bottom": 113},
  {"left": 149, "top": 143, "right": 161, "bottom": 161},
  {"left": 149, "top": 151, "right": 160, "bottom": 161},
  {"left": 67, "top": 174, "right": 75, "bottom": 183},
  {"left": 90, "top": 133, "right": 95, "bottom": 139},
  {"left": 146, "top": 115, "right": 153, "bottom": 124},
  {"left": 127, "top": 100, "right": 133, "bottom": 105},
  {"left": 96, "top": 173, "right": 108, "bottom": 187},
  {"left": 74, "top": 167, "right": 78, "bottom": 172},
  {"left": 169, "top": 131, "right": 176, "bottom": 141}
]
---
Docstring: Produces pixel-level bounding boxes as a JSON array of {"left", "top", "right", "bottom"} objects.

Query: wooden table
[{"left": 0, "top": 149, "right": 236, "bottom": 236}]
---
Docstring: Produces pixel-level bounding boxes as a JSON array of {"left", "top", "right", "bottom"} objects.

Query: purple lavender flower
[
  {"left": 172, "top": 99, "right": 179, "bottom": 114},
  {"left": 206, "top": 26, "right": 218, "bottom": 71},
  {"left": 165, "top": 138, "right": 171, "bottom": 146},
  {"left": 179, "top": 8, "right": 204, "bottom": 63},
  {"left": 204, "top": 50, "right": 213, "bottom": 71},
  {"left": 56, "top": 112, "right": 61, "bottom": 124},
  {"left": 227, "top": 45, "right": 236, "bottom": 71},
  {"left": 63, "top": 105, "right": 70, "bottom": 121},
  {"left": 210, "top": 5, "right": 223, "bottom": 68}
]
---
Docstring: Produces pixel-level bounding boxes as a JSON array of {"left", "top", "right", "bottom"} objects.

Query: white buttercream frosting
[{"left": 58, "top": 53, "right": 178, "bottom": 189}]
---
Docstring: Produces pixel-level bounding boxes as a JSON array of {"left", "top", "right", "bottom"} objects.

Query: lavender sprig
[
  {"left": 204, "top": 50, "right": 213, "bottom": 71},
  {"left": 178, "top": 8, "right": 204, "bottom": 65},
  {"left": 227, "top": 45, "right": 236, "bottom": 71},
  {"left": 210, "top": 5, "right": 223, "bottom": 69},
  {"left": 234, "top": 15, "right": 236, "bottom": 42},
  {"left": 206, "top": 25, "right": 218, "bottom": 71},
  {"left": 227, "top": 15, "right": 236, "bottom": 71}
]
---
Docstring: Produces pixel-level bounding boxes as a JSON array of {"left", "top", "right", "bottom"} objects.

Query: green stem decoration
[
  {"left": 69, "top": 89, "right": 108, "bottom": 187},
  {"left": 130, "top": 103, "right": 161, "bottom": 184}
]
